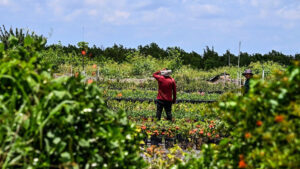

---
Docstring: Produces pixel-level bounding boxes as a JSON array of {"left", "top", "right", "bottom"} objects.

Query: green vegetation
[
  {"left": 170, "top": 61, "right": 300, "bottom": 168},
  {"left": 45, "top": 42, "right": 298, "bottom": 71},
  {"left": 0, "top": 35, "right": 146, "bottom": 168},
  {"left": 107, "top": 101, "right": 213, "bottom": 120},
  {"left": 1, "top": 27, "right": 299, "bottom": 169},
  {"left": 0, "top": 25, "right": 46, "bottom": 50}
]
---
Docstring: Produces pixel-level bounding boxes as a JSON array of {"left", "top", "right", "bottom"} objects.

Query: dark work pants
[{"left": 156, "top": 99, "right": 172, "bottom": 121}]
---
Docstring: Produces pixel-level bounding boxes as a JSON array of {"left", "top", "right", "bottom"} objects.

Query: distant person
[
  {"left": 153, "top": 68, "right": 177, "bottom": 121},
  {"left": 242, "top": 69, "right": 253, "bottom": 94}
]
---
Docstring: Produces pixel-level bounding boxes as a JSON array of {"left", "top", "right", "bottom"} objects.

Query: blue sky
[{"left": 1, "top": 0, "right": 300, "bottom": 55}]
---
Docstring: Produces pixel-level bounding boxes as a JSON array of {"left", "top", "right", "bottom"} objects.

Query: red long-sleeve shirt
[{"left": 153, "top": 71, "right": 176, "bottom": 102}]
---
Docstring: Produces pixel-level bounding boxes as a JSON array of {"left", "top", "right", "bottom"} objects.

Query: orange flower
[
  {"left": 215, "top": 134, "right": 220, "bottom": 138},
  {"left": 75, "top": 72, "right": 79, "bottom": 78},
  {"left": 282, "top": 77, "right": 288, "bottom": 82},
  {"left": 146, "top": 145, "right": 156, "bottom": 155},
  {"left": 92, "top": 71, "right": 96, "bottom": 76},
  {"left": 199, "top": 130, "right": 204, "bottom": 135},
  {"left": 92, "top": 64, "right": 97, "bottom": 69},
  {"left": 209, "top": 124, "right": 214, "bottom": 129},
  {"left": 81, "top": 50, "right": 86, "bottom": 55},
  {"left": 256, "top": 120, "right": 263, "bottom": 126},
  {"left": 153, "top": 130, "right": 159, "bottom": 136},
  {"left": 238, "top": 160, "right": 247, "bottom": 168},
  {"left": 87, "top": 79, "right": 93, "bottom": 84},
  {"left": 117, "top": 93, "right": 123, "bottom": 97},
  {"left": 275, "top": 115, "right": 284, "bottom": 123},
  {"left": 175, "top": 126, "right": 180, "bottom": 130},
  {"left": 207, "top": 132, "right": 211, "bottom": 137},
  {"left": 141, "top": 125, "right": 146, "bottom": 130},
  {"left": 196, "top": 125, "right": 201, "bottom": 128},
  {"left": 245, "top": 132, "right": 251, "bottom": 139}
]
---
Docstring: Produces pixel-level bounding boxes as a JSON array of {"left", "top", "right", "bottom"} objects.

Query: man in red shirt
[{"left": 153, "top": 68, "right": 176, "bottom": 121}]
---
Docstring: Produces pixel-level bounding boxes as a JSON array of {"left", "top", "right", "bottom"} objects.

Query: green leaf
[
  {"left": 24, "top": 36, "right": 33, "bottom": 47},
  {"left": 53, "top": 90, "right": 72, "bottom": 100},
  {"left": 79, "top": 139, "right": 90, "bottom": 147},
  {"left": 269, "top": 99, "right": 278, "bottom": 107},
  {"left": 61, "top": 152, "right": 71, "bottom": 161},
  {"left": 289, "top": 68, "right": 299, "bottom": 82},
  {"left": 53, "top": 137, "right": 61, "bottom": 144},
  {"left": 47, "top": 131, "right": 55, "bottom": 138},
  {"left": 45, "top": 138, "right": 50, "bottom": 153},
  {"left": 8, "top": 35, "right": 18, "bottom": 45},
  {"left": 278, "top": 88, "right": 287, "bottom": 99},
  {"left": 8, "top": 155, "right": 22, "bottom": 165},
  {"left": 219, "top": 138, "right": 230, "bottom": 146},
  {"left": 227, "top": 101, "right": 237, "bottom": 107},
  {"left": 24, "top": 119, "right": 30, "bottom": 130},
  {"left": 0, "top": 43, "right": 4, "bottom": 52}
]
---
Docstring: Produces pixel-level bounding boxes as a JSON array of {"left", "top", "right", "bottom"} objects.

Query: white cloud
[
  {"left": 83, "top": 0, "right": 132, "bottom": 24},
  {"left": 188, "top": 4, "right": 223, "bottom": 16},
  {"left": 139, "top": 7, "right": 176, "bottom": 23},
  {"left": 250, "top": 0, "right": 282, "bottom": 8},
  {"left": 0, "top": 0, "right": 19, "bottom": 10},
  {"left": 47, "top": 0, "right": 64, "bottom": 16},
  {"left": 277, "top": 6, "right": 300, "bottom": 20},
  {"left": 84, "top": 0, "right": 108, "bottom": 6},
  {"left": 88, "top": 9, "right": 98, "bottom": 16},
  {"left": 131, "top": 0, "right": 152, "bottom": 9},
  {"left": 102, "top": 10, "right": 130, "bottom": 24},
  {"left": 63, "top": 9, "right": 83, "bottom": 22},
  {"left": 0, "top": 0, "right": 10, "bottom": 5}
]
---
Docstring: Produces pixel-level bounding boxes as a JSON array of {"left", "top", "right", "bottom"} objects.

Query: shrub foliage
[
  {"left": 0, "top": 36, "right": 146, "bottom": 168},
  {"left": 174, "top": 61, "right": 300, "bottom": 168}
]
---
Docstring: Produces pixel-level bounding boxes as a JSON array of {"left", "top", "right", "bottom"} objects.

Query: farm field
[{"left": 0, "top": 32, "right": 299, "bottom": 168}]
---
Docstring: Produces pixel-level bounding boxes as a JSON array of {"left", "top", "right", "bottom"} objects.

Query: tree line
[
  {"left": 46, "top": 42, "right": 299, "bottom": 70},
  {"left": 1, "top": 25, "right": 298, "bottom": 70}
]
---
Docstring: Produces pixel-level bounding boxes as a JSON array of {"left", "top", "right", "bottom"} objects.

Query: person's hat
[
  {"left": 161, "top": 70, "right": 172, "bottom": 76},
  {"left": 242, "top": 69, "right": 253, "bottom": 76}
]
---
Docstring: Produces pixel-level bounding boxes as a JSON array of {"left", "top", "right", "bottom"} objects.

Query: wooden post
[
  {"left": 238, "top": 41, "right": 241, "bottom": 88},
  {"left": 97, "top": 67, "right": 100, "bottom": 81},
  {"left": 262, "top": 62, "right": 265, "bottom": 81},
  {"left": 223, "top": 71, "right": 226, "bottom": 88}
]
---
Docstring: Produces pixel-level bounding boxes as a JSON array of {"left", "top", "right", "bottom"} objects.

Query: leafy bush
[
  {"left": 172, "top": 61, "right": 300, "bottom": 168},
  {"left": 0, "top": 36, "right": 146, "bottom": 168},
  {"left": 130, "top": 54, "right": 157, "bottom": 76},
  {"left": 0, "top": 25, "right": 46, "bottom": 50}
]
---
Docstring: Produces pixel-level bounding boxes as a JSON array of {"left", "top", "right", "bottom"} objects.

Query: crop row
[
  {"left": 97, "top": 78, "right": 238, "bottom": 93},
  {"left": 135, "top": 118, "right": 228, "bottom": 149},
  {"left": 107, "top": 100, "right": 219, "bottom": 119},
  {"left": 102, "top": 89, "right": 220, "bottom": 101}
]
